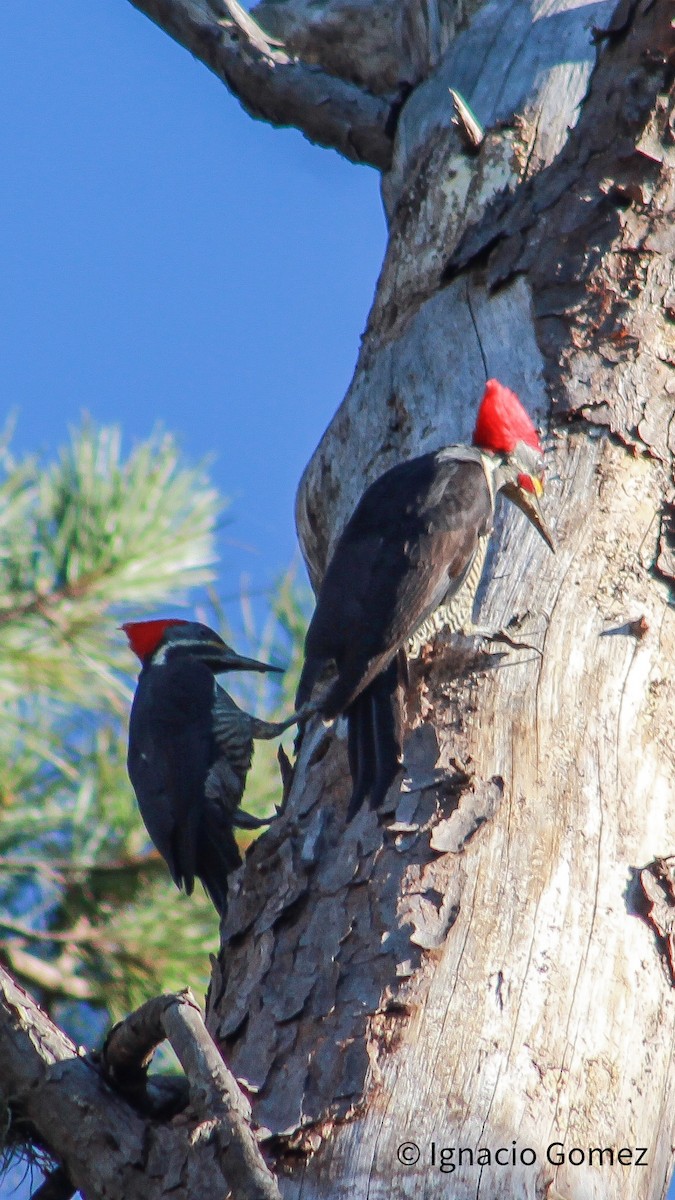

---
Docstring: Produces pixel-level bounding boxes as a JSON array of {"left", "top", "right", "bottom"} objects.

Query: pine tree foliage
[{"left": 0, "top": 421, "right": 309, "bottom": 1024}]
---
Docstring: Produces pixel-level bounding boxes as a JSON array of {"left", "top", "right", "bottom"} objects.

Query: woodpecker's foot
[
  {"left": 470, "top": 624, "right": 543, "bottom": 655},
  {"left": 231, "top": 808, "right": 275, "bottom": 830},
  {"left": 251, "top": 710, "right": 304, "bottom": 740}
]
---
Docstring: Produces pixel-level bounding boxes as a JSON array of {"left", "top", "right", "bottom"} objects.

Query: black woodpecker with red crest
[
  {"left": 124, "top": 618, "right": 294, "bottom": 917},
  {"left": 295, "top": 379, "right": 554, "bottom": 818}
]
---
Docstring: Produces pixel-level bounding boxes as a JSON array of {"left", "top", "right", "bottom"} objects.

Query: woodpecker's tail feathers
[
  {"left": 168, "top": 801, "right": 201, "bottom": 899},
  {"left": 346, "top": 689, "right": 375, "bottom": 818},
  {"left": 346, "top": 656, "right": 404, "bottom": 820},
  {"left": 196, "top": 806, "right": 242, "bottom": 917}
]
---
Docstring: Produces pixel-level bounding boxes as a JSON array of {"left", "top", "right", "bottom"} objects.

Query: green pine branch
[{"left": 0, "top": 419, "right": 309, "bottom": 1028}]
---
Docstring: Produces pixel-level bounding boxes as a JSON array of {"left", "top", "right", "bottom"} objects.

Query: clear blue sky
[{"left": 1, "top": 1, "right": 385, "bottom": 633}]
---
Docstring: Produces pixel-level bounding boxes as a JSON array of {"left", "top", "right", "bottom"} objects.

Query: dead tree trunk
[
  {"left": 208, "top": 3, "right": 675, "bottom": 1198},
  {"left": 3, "top": 1, "right": 674, "bottom": 1197}
]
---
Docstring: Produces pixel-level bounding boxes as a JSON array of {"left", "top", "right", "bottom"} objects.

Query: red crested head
[
  {"left": 472, "top": 379, "right": 542, "bottom": 455},
  {"left": 122, "top": 618, "right": 189, "bottom": 663}
]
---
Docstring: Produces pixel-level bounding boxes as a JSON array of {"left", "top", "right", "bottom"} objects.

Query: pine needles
[{"left": 0, "top": 420, "right": 308, "bottom": 1027}]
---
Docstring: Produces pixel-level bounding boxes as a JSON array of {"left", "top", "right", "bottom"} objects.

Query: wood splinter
[{"left": 449, "top": 88, "right": 484, "bottom": 151}]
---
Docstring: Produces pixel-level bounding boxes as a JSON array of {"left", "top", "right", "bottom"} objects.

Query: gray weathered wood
[
  {"left": 0, "top": 969, "right": 281, "bottom": 1199},
  {"left": 212, "top": 2, "right": 675, "bottom": 1197},
  {"left": 252, "top": 0, "right": 462, "bottom": 96},
  {"left": 127, "top": 0, "right": 395, "bottom": 168}
]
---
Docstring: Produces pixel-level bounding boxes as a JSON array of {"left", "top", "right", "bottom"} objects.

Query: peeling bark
[
  {"left": 126, "top": 0, "right": 395, "bottom": 168},
  {"left": 213, "top": 2, "right": 675, "bottom": 1198}
]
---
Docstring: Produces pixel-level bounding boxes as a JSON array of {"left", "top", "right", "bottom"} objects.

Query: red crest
[
  {"left": 122, "top": 618, "right": 189, "bottom": 662},
  {"left": 472, "top": 379, "right": 542, "bottom": 454}
]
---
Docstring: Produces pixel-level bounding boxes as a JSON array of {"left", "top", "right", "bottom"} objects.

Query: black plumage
[
  {"left": 295, "top": 372, "right": 556, "bottom": 820},
  {"left": 296, "top": 452, "right": 494, "bottom": 815},
  {"left": 125, "top": 620, "right": 292, "bottom": 916}
]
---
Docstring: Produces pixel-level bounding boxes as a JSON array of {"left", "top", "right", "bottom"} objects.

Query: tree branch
[
  {"left": 1, "top": 945, "right": 95, "bottom": 1002},
  {"left": 0, "top": 916, "right": 105, "bottom": 945},
  {"left": 0, "top": 965, "right": 281, "bottom": 1200},
  {"left": 0, "top": 965, "right": 146, "bottom": 1198},
  {"left": 102, "top": 989, "right": 282, "bottom": 1200},
  {"left": 127, "top": 0, "right": 394, "bottom": 169},
  {"left": 0, "top": 850, "right": 163, "bottom": 879}
]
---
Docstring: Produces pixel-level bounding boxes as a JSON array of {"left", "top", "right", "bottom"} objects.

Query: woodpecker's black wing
[
  {"left": 297, "top": 453, "right": 493, "bottom": 719},
  {"left": 127, "top": 657, "right": 240, "bottom": 913}
]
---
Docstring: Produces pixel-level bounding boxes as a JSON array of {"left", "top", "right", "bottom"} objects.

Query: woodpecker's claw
[
  {"left": 473, "top": 625, "right": 543, "bottom": 655},
  {"left": 231, "top": 808, "right": 275, "bottom": 830}
]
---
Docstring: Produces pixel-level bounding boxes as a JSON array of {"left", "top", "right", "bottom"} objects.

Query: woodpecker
[
  {"left": 296, "top": 379, "right": 554, "bottom": 818},
  {"left": 124, "top": 618, "right": 294, "bottom": 917}
]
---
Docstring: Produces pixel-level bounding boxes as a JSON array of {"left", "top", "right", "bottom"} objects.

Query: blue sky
[
  {"left": 1, "top": 1, "right": 386, "bottom": 635},
  {"left": 1, "top": 8, "right": 384, "bottom": 1195}
]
